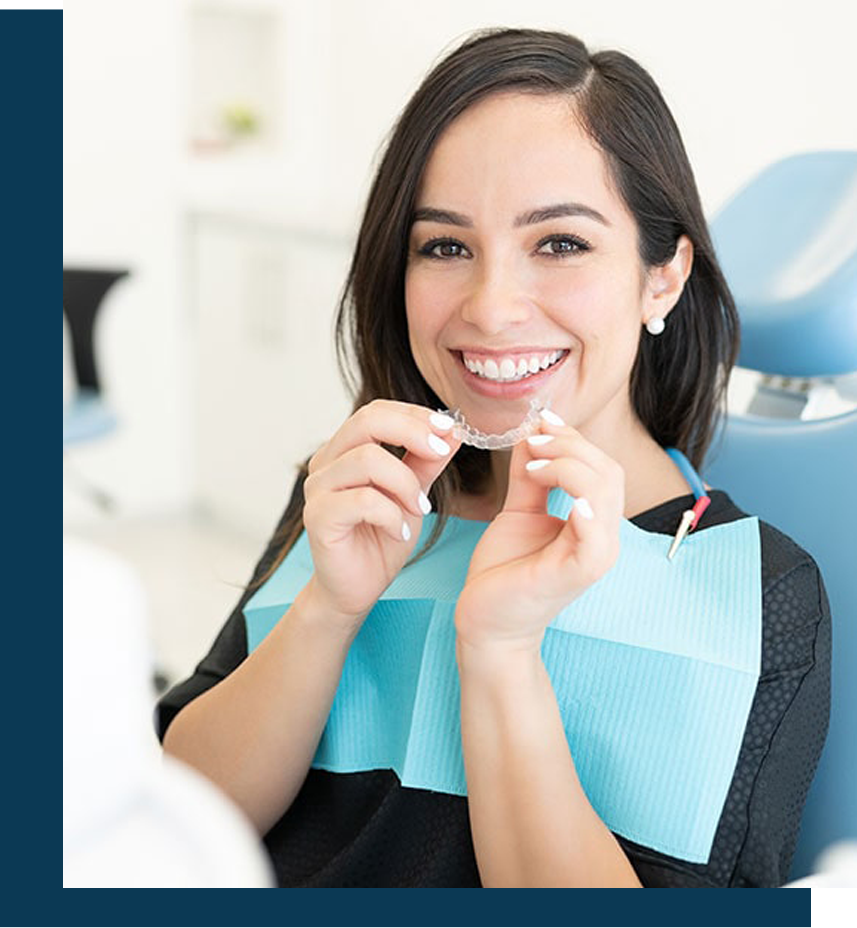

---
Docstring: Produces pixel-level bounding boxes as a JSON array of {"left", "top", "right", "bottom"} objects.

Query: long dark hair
[{"left": 257, "top": 27, "right": 740, "bottom": 582}]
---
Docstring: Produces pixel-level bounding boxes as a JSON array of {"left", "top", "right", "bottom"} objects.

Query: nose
[{"left": 459, "top": 259, "right": 532, "bottom": 335}]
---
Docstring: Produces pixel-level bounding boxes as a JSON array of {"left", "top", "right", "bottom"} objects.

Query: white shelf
[{"left": 188, "top": 1, "right": 282, "bottom": 155}]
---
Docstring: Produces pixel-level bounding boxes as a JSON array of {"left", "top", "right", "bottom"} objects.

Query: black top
[{"left": 156, "top": 479, "right": 831, "bottom": 887}]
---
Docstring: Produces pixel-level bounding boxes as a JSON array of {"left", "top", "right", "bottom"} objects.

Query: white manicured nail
[
  {"left": 428, "top": 433, "right": 451, "bottom": 456},
  {"left": 575, "top": 497, "right": 594, "bottom": 520},
  {"left": 418, "top": 491, "right": 432, "bottom": 514},
  {"left": 430, "top": 412, "right": 455, "bottom": 431},
  {"left": 402, "top": 521, "right": 411, "bottom": 541},
  {"left": 527, "top": 434, "right": 555, "bottom": 446},
  {"left": 540, "top": 408, "right": 565, "bottom": 426},
  {"left": 526, "top": 459, "right": 551, "bottom": 471}
]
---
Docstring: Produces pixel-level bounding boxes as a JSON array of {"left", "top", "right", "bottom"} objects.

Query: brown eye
[
  {"left": 536, "top": 235, "right": 591, "bottom": 256},
  {"left": 419, "top": 238, "right": 470, "bottom": 259}
]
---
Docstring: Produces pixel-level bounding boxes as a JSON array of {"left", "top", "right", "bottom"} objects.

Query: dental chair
[{"left": 704, "top": 151, "right": 857, "bottom": 882}]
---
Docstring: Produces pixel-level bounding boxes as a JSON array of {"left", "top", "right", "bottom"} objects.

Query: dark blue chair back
[{"left": 706, "top": 151, "right": 857, "bottom": 880}]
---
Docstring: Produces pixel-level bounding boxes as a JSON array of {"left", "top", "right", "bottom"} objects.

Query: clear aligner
[{"left": 439, "top": 398, "right": 548, "bottom": 450}]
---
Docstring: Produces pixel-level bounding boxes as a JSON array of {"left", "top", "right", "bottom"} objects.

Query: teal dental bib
[{"left": 244, "top": 490, "right": 761, "bottom": 863}]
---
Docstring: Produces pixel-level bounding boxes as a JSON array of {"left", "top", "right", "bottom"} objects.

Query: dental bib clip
[{"left": 438, "top": 398, "right": 548, "bottom": 450}]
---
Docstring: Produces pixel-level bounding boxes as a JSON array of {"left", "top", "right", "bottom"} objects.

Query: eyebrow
[{"left": 411, "top": 202, "right": 610, "bottom": 228}]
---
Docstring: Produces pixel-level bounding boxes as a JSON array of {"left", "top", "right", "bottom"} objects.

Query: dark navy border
[
  {"left": 4, "top": 4, "right": 63, "bottom": 923},
  {"left": 54, "top": 888, "right": 810, "bottom": 927}
]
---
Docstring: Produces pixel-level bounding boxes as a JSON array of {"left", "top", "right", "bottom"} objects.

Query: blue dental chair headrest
[{"left": 710, "top": 150, "right": 857, "bottom": 377}]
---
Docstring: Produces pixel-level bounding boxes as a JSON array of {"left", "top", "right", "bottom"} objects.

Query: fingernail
[
  {"left": 575, "top": 497, "right": 594, "bottom": 520},
  {"left": 527, "top": 434, "right": 555, "bottom": 446},
  {"left": 540, "top": 408, "right": 565, "bottom": 427},
  {"left": 418, "top": 491, "right": 432, "bottom": 514},
  {"left": 526, "top": 459, "right": 551, "bottom": 471},
  {"left": 402, "top": 521, "right": 412, "bottom": 541},
  {"left": 430, "top": 412, "right": 455, "bottom": 431},
  {"left": 428, "top": 433, "right": 451, "bottom": 456}
]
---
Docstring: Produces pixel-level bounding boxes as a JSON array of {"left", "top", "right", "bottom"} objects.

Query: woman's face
[{"left": 405, "top": 92, "right": 671, "bottom": 445}]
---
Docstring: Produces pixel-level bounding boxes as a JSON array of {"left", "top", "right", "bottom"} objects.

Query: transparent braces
[{"left": 439, "top": 398, "right": 548, "bottom": 450}]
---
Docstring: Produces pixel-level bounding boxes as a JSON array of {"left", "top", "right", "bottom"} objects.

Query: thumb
[{"left": 501, "top": 438, "right": 551, "bottom": 515}]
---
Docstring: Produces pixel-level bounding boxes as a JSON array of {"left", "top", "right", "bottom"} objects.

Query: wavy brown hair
[{"left": 254, "top": 27, "right": 740, "bottom": 585}]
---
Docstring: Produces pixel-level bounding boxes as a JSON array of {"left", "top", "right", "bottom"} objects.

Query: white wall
[
  {"left": 320, "top": 0, "right": 857, "bottom": 214},
  {"left": 63, "top": 0, "right": 857, "bottom": 528},
  {"left": 64, "top": 0, "right": 188, "bottom": 520}
]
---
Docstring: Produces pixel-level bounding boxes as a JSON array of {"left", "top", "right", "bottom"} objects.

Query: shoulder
[
  {"left": 688, "top": 491, "right": 823, "bottom": 598},
  {"left": 713, "top": 494, "right": 829, "bottom": 679},
  {"left": 651, "top": 490, "right": 829, "bottom": 675},
  {"left": 709, "top": 492, "right": 826, "bottom": 615}
]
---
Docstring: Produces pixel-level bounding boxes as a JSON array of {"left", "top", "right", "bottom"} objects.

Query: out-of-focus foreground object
[
  {"left": 784, "top": 840, "right": 857, "bottom": 888},
  {"left": 63, "top": 536, "right": 272, "bottom": 887},
  {"left": 706, "top": 151, "right": 857, "bottom": 882}
]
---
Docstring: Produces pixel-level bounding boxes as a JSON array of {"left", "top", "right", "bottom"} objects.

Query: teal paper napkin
[{"left": 244, "top": 491, "right": 761, "bottom": 863}]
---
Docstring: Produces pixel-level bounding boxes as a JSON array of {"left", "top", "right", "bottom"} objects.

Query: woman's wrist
[
  {"left": 289, "top": 575, "right": 368, "bottom": 643},
  {"left": 455, "top": 630, "right": 544, "bottom": 682}
]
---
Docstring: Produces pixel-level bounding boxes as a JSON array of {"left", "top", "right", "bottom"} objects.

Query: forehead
[{"left": 417, "top": 92, "right": 623, "bottom": 217}]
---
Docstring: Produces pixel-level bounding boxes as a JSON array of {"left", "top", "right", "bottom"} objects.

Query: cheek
[
  {"left": 405, "top": 273, "right": 451, "bottom": 341},
  {"left": 540, "top": 270, "right": 642, "bottom": 339},
  {"left": 539, "top": 272, "right": 605, "bottom": 331},
  {"left": 405, "top": 274, "right": 443, "bottom": 370}
]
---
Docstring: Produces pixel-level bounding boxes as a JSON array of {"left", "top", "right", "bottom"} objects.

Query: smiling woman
[{"left": 156, "top": 28, "right": 830, "bottom": 888}]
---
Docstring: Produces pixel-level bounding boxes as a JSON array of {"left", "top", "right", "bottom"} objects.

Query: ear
[{"left": 642, "top": 234, "right": 694, "bottom": 326}]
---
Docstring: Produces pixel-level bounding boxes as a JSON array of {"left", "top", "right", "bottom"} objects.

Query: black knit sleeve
[
  {"left": 731, "top": 558, "right": 831, "bottom": 885},
  {"left": 154, "top": 473, "right": 307, "bottom": 742}
]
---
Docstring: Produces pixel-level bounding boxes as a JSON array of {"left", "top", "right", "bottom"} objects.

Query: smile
[{"left": 459, "top": 349, "right": 569, "bottom": 383}]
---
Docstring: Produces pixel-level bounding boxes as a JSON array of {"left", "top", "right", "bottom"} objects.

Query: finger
[
  {"left": 401, "top": 427, "right": 463, "bottom": 496},
  {"left": 521, "top": 456, "right": 622, "bottom": 530},
  {"left": 501, "top": 438, "right": 552, "bottom": 514},
  {"left": 503, "top": 420, "right": 605, "bottom": 516},
  {"left": 521, "top": 420, "right": 625, "bottom": 517},
  {"left": 305, "top": 443, "right": 430, "bottom": 518},
  {"left": 523, "top": 432, "right": 601, "bottom": 483},
  {"left": 305, "top": 485, "right": 414, "bottom": 546},
  {"left": 528, "top": 416, "right": 617, "bottom": 473},
  {"left": 517, "top": 457, "right": 621, "bottom": 586},
  {"left": 311, "top": 401, "right": 457, "bottom": 475}
]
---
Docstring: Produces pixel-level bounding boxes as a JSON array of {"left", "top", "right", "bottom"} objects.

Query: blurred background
[
  {"left": 63, "top": 0, "right": 857, "bottom": 703},
  {"left": 63, "top": 0, "right": 857, "bottom": 696},
  {"left": 63, "top": 0, "right": 857, "bottom": 887}
]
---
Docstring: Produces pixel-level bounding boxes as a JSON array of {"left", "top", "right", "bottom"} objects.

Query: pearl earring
[{"left": 646, "top": 317, "right": 665, "bottom": 336}]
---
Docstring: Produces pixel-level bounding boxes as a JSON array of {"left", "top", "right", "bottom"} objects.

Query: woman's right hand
[{"left": 301, "top": 400, "right": 461, "bottom": 630}]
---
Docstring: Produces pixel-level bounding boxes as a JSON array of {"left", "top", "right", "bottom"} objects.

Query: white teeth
[
  {"left": 463, "top": 350, "right": 566, "bottom": 382},
  {"left": 499, "top": 358, "right": 517, "bottom": 379}
]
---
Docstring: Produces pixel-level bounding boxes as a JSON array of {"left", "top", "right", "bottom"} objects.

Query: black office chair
[
  {"left": 63, "top": 267, "right": 129, "bottom": 445},
  {"left": 63, "top": 267, "right": 130, "bottom": 509}
]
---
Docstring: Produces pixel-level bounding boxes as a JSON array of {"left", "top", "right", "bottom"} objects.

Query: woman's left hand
[{"left": 455, "top": 417, "right": 625, "bottom": 653}]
